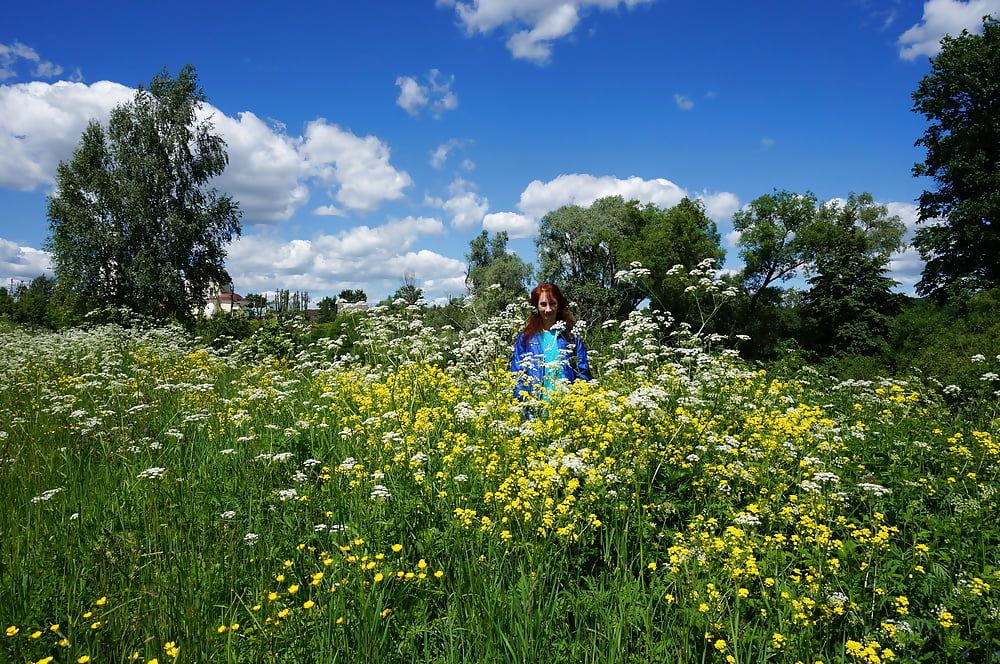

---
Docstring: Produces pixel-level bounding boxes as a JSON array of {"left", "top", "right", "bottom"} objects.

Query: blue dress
[{"left": 509, "top": 330, "right": 591, "bottom": 401}]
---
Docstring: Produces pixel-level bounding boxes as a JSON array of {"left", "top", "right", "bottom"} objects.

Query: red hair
[{"left": 519, "top": 283, "right": 575, "bottom": 345}]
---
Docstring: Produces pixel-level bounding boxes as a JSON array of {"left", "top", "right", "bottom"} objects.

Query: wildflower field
[{"left": 2, "top": 302, "right": 999, "bottom": 663}]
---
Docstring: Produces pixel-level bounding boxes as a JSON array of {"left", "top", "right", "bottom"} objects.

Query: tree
[
  {"left": 535, "top": 196, "right": 644, "bottom": 322},
  {"left": 733, "top": 191, "right": 819, "bottom": 319},
  {"left": 316, "top": 296, "right": 337, "bottom": 323},
  {"left": 390, "top": 273, "right": 423, "bottom": 306},
  {"left": 620, "top": 197, "right": 724, "bottom": 319},
  {"left": 800, "top": 194, "right": 905, "bottom": 355},
  {"left": 244, "top": 293, "right": 267, "bottom": 318},
  {"left": 465, "top": 230, "right": 532, "bottom": 313},
  {"left": 46, "top": 65, "right": 241, "bottom": 320},
  {"left": 338, "top": 289, "right": 367, "bottom": 303},
  {"left": 911, "top": 16, "right": 1000, "bottom": 299},
  {"left": 537, "top": 196, "right": 724, "bottom": 323}
]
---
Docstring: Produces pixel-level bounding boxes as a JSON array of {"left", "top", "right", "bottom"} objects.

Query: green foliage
[
  {"left": 536, "top": 196, "right": 722, "bottom": 324},
  {"left": 911, "top": 16, "right": 1000, "bottom": 298},
  {"left": 243, "top": 293, "right": 267, "bottom": 319},
  {"left": 338, "top": 289, "right": 367, "bottom": 304},
  {"left": 316, "top": 296, "right": 337, "bottom": 323},
  {"left": 800, "top": 193, "right": 905, "bottom": 356},
  {"left": 46, "top": 65, "right": 241, "bottom": 321},
  {"left": 733, "top": 190, "right": 818, "bottom": 319},
  {"left": 465, "top": 230, "right": 532, "bottom": 315}
]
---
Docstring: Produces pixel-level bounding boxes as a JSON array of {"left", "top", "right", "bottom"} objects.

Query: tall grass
[{"left": 2, "top": 289, "right": 998, "bottom": 662}]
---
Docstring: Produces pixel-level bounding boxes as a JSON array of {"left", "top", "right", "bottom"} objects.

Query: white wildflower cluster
[
  {"left": 614, "top": 261, "right": 652, "bottom": 285},
  {"left": 302, "top": 458, "right": 322, "bottom": 468},
  {"left": 220, "top": 510, "right": 237, "bottom": 520},
  {"left": 370, "top": 484, "right": 391, "bottom": 500},
  {"left": 31, "top": 488, "right": 63, "bottom": 503},
  {"left": 276, "top": 488, "right": 299, "bottom": 501},
  {"left": 137, "top": 467, "right": 166, "bottom": 480},
  {"left": 826, "top": 592, "right": 849, "bottom": 607},
  {"left": 812, "top": 471, "right": 841, "bottom": 484},
  {"left": 339, "top": 457, "right": 359, "bottom": 471},
  {"left": 243, "top": 532, "right": 259, "bottom": 545},
  {"left": 733, "top": 513, "right": 761, "bottom": 526},
  {"left": 857, "top": 482, "right": 892, "bottom": 497}
]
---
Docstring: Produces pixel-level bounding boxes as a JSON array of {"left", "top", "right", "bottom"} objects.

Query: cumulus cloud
[
  {"left": 898, "top": 0, "right": 1000, "bottom": 60},
  {"left": 395, "top": 69, "right": 459, "bottom": 118},
  {"left": 224, "top": 217, "right": 466, "bottom": 300},
  {"left": 443, "top": 0, "right": 655, "bottom": 64},
  {"left": 301, "top": 119, "right": 413, "bottom": 213},
  {"left": 0, "top": 236, "right": 52, "bottom": 282},
  {"left": 0, "top": 80, "right": 412, "bottom": 222},
  {"left": 425, "top": 178, "right": 489, "bottom": 229},
  {"left": 673, "top": 94, "right": 694, "bottom": 111},
  {"left": 517, "top": 173, "right": 688, "bottom": 219},
  {"left": 699, "top": 191, "right": 741, "bottom": 222},
  {"left": 483, "top": 211, "right": 537, "bottom": 239},
  {"left": 0, "top": 41, "right": 64, "bottom": 81},
  {"left": 0, "top": 80, "right": 133, "bottom": 190}
]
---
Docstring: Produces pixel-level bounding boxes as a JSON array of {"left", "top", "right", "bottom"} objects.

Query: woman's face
[{"left": 536, "top": 291, "right": 559, "bottom": 328}]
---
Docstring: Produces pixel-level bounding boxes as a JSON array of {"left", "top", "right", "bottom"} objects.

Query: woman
[{"left": 510, "top": 283, "right": 591, "bottom": 403}]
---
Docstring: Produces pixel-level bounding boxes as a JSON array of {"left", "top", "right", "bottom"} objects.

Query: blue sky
[{"left": 1, "top": 0, "right": 996, "bottom": 302}]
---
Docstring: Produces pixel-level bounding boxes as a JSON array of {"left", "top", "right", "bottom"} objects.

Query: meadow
[{"left": 2, "top": 289, "right": 999, "bottom": 663}]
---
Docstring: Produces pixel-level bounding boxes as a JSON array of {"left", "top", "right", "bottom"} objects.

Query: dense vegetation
[{"left": 1, "top": 280, "right": 998, "bottom": 662}]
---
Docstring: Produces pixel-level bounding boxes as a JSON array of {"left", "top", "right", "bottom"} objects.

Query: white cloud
[
  {"left": 0, "top": 41, "right": 65, "bottom": 81},
  {"left": 426, "top": 178, "right": 489, "bottom": 229},
  {"left": 0, "top": 80, "right": 133, "bottom": 191},
  {"left": 0, "top": 80, "right": 412, "bottom": 223},
  {"left": 761, "top": 137, "right": 776, "bottom": 148},
  {"left": 518, "top": 173, "right": 688, "bottom": 219},
  {"left": 888, "top": 246, "right": 924, "bottom": 290},
  {"left": 0, "top": 236, "right": 52, "bottom": 282},
  {"left": 445, "top": 0, "right": 655, "bottom": 64},
  {"left": 699, "top": 191, "right": 740, "bottom": 222},
  {"left": 898, "top": 0, "right": 1000, "bottom": 60},
  {"left": 224, "top": 218, "right": 464, "bottom": 300},
  {"left": 483, "top": 211, "right": 537, "bottom": 238},
  {"left": 429, "top": 137, "right": 470, "bottom": 168},
  {"left": 301, "top": 119, "right": 413, "bottom": 213},
  {"left": 395, "top": 75, "right": 429, "bottom": 116},
  {"left": 673, "top": 94, "right": 694, "bottom": 111},
  {"left": 208, "top": 110, "right": 309, "bottom": 223},
  {"left": 395, "top": 69, "right": 459, "bottom": 118},
  {"left": 313, "top": 205, "right": 345, "bottom": 217}
]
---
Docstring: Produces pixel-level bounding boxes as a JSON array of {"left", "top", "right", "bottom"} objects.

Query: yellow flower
[
  {"left": 287, "top": 584, "right": 300, "bottom": 594},
  {"left": 50, "top": 624, "right": 60, "bottom": 632},
  {"left": 77, "top": 657, "right": 91, "bottom": 663},
  {"left": 267, "top": 591, "right": 279, "bottom": 601},
  {"left": 277, "top": 609, "right": 290, "bottom": 619},
  {"left": 664, "top": 594, "right": 675, "bottom": 603},
  {"left": 163, "top": 641, "right": 179, "bottom": 657},
  {"left": 374, "top": 573, "right": 384, "bottom": 583},
  {"left": 647, "top": 562, "right": 657, "bottom": 571},
  {"left": 35, "top": 657, "right": 54, "bottom": 664},
  {"left": 30, "top": 630, "right": 42, "bottom": 639},
  {"left": 90, "top": 621, "right": 101, "bottom": 629},
  {"left": 217, "top": 625, "right": 228, "bottom": 633},
  {"left": 391, "top": 544, "right": 403, "bottom": 553},
  {"left": 148, "top": 659, "right": 159, "bottom": 664},
  {"left": 434, "top": 570, "right": 444, "bottom": 578},
  {"left": 380, "top": 608, "right": 393, "bottom": 619},
  {"left": 129, "top": 653, "right": 140, "bottom": 661},
  {"left": 771, "top": 632, "right": 785, "bottom": 649},
  {"left": 417, "top": 559, "right": 428, "bottom": 570},
  {"left": 275, "top": 574, "right": 285, "bottom": 582},
  {"left": 336, "top": 616, "right": 345, "bottom": 624},
  {"left": 95, "top": 596, "right": 108, "bottom": 606},
  {"left": 58, "top": 638, "right": 70, "bottom": 647},
  {"left": 714, "top": 639, "right": 727, "bottom": 652},
  {"left": 737, "top": 588, "right": 750, "bottom": 598},
  {"left": 303, "top": 600, "right": 315, "bottom": 609},
  {"left": 5, "top": 626, "right": 18, "bottom": 637},
  {"left": 82, "top": 611, "right": 93, "bottom": 619},
  {"left": 230, "top": 623, "right": 240, "bottom": 631}
]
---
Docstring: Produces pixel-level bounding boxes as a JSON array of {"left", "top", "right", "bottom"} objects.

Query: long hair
[{"left": 519, "top": 283, "right": 575, "bottom": 346}]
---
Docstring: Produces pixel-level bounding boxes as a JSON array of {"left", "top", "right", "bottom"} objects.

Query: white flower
[
  {"left": 220, "top": 448, "right": 236, "bottom": 455},
  {"left": 220, "top": 510, "right": 237, "bottom": 520},
  {"left": 370, "top": 484, "right": 391, "bottom": 500},
  {"left": 243, "top": 532, "right": 260, "bottom": 545},
  {"left": 137, "top": 467, "right": 166, "bottom": 480},
  {"left": 277, "top": 488, "right": 299, "bottom": 501},
  {"left": 858, "top": 482, "right": 892, "bottom": 497},
  {"left": 31, "top": 488, "right": 63, "bottom": 503},
  {"left": 971, "top": 354, "right": 986, "bottom": 363}
]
